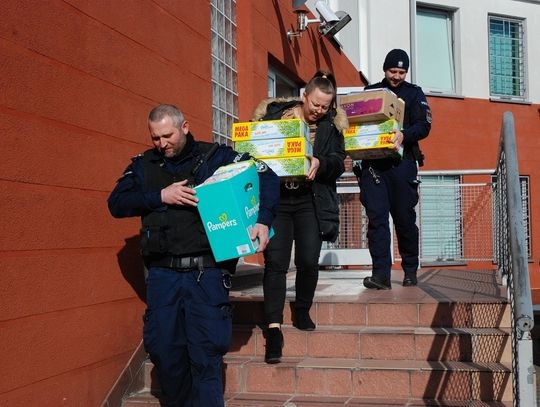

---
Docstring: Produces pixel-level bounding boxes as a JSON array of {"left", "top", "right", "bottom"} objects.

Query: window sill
[
  {"left": 425, "top": 92, "right": 465, "bottom": 99},
  {"left": 489, "top": 97, "right": 532, "bottom": 105}
]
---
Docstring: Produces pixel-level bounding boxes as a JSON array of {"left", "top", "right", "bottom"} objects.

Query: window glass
[
  {"left": 211, "top": 0, "right": 237, "bottom": 145},
  {"left": 268, "top": 67, "right": 299, "bottom": 98},
  {"left": 416, "top": 8, "right": 455, "bottom": 94},
  {"left": 488, "top": 16, "right": 525, "bottom": 99},
  {"left": 419, "top": 176, "right": 462, "bottom": 262}
]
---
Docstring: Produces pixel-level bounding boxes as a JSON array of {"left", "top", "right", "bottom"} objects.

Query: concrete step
[
  {"left": 120, "top": 269, "right": 513, "bottom": 406},
  {"left": 231, "top": 300, "right": 511, "bottom": 330},
  {"left": 223, "top": 357, "right": 512, "bottom": 402},
  {"left": 124, "top": 390, "right": 512, "bottom": 406},
  {"left": 229, "top": 325, "right": 511, "bottom": 363},
  {"left": 137, "top": 357, "right": 511, "bottom": 403}
]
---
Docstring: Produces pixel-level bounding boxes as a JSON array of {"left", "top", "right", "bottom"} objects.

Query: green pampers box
[
  {"left": 234, "top": 137, "right": 313, "bottom": 159},
  {"left": 343, "top": 119, "right": 400, "bottom": 138},
  {"left": 195, "top": 160, "right": 264, "bottom": 261},
  {"left": 232, "top": 119, "right": 310, "bottom": 141},
  {"left": 263, "top": 157, "right": 311, "bottom": 177}
]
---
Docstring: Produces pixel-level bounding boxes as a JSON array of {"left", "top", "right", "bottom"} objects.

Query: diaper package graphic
[{"left": 195, "top": 160, "right": 270, "bottom": 261}]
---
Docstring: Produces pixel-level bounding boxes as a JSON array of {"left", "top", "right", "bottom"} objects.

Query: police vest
[{"left": 139, "top": 146, "right": 213, "bottom": 258}]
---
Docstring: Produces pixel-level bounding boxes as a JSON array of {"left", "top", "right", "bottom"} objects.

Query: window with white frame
[
  {"left": 488, "top": 15, "right": 526, "bottom": 100},
  {"left": 211, "top": 0, "right": 238, "bottom": 145},
  {"left": 416, "top": 7, "right": 456, "bottom": 94},
  {"left": 268, "top": 67, "right": 299, "bottom": 99}
]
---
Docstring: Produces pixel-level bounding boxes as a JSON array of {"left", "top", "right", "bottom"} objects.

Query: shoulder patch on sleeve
[
  {"left": 233, "top": 153, "right": 249, "bottom": 163},
  {"left": 426, "top": 109, "right": 433, "bottom": 124},
  {"left": 253, "top": 158, "right": 269, "bottom": 173}
]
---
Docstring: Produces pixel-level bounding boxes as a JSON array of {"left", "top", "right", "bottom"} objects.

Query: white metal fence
[{"left": 320, "top": 169, "right": 530, "bottom": 267}]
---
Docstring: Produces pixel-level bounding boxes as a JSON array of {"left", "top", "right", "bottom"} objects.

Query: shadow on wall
[{"left": 117, "top": 235, "right": 147, "bottom": 303}]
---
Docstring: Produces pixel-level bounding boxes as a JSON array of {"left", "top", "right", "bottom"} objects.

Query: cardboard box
[
  {"left": 232, "top": 119, "right": 310, "bottom": 141},
  {"left": 339, "top": 89, "right": 405, "bottom": 125},
  {"left": 195, "top": 160, "right": 264, "bottom": 261},
  {"left": 345, "top": 133, "right": 403, "bottom": 160},
  {"left": 234, "top": 137, "right": 313, "bottom": 159},
  {"left": 343, "top": 119, "right": 400, "bottom": 138},
  {"left": 263, "top": 157, "right": 311, "bottom": 177}
]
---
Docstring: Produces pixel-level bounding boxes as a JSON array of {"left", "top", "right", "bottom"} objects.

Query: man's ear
[{"left": 181, "top": 120, "right": 190, "bottom": 135}]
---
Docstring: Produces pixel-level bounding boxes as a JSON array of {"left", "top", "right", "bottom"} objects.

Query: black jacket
[
  {"left": 252, "top": 98, "right": 348, "bottom": 242},
  {"left": 108, "top": 133, "right": 280, "bottom": 258},
  {"left": 365, "top": 79, "right": 431, "bottom": 166}
]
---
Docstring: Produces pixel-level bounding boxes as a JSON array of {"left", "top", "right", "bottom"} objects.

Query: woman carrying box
[{"left": 252, "top": 70, "right": 348, "bottom": 364}]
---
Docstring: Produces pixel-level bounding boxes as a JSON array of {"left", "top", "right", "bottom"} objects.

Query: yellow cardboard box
[
  {"left": 345, "top": 133, "right": 403, "bottom": 160},
  {"left": 232, "top": 119, "right": 309, "bottom": 141},
  {"left": 343, "top": 119, "right": 400, "bottom": 138},
  {"left": 339, "top": 89, "right": 404, "bottom": 125},
  {"left": 263, "top": 156, "right": 311, "bottom": 177},
  {"left": 235, "top": 137, "right": 313, "bottom": 159}
]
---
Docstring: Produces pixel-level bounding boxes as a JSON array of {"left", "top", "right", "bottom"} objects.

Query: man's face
[
  {"left": 302, "top": 88, "right": 333, "bottom": 123},
  {"left": 149, "top": 115, "right": 189, "bottom": 158},
  {"left": 384, "top": 68, "right": 407, "bottom": 88}
]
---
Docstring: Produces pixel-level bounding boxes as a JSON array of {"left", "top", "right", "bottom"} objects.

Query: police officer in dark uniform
[
  {"left": 108, "top": 104, "right": 279, "bottom": 406},
  {"left": 354, "top": 49, "right": 432, "bottom": 289}
]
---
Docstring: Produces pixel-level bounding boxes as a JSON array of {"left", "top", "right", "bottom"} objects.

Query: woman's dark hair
[{"left": 304, "top": 69, "right": 337, "bottom": 108}]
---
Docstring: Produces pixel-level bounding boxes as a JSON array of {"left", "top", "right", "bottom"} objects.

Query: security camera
[
  {"left": 319, "top": 10, "right": 351, "bottom": 37},
  {"left": 315, "top": 1, "right": 339, "bottom": 23},
  {"left": 287, "top": 0, "right": 351, "bottom": 40}
]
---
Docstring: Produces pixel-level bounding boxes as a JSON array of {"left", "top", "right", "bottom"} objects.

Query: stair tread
[
  {"left": 224, "top": 355, "right": 511, "bottom": 372},
  {"left": 120, "top": 269, "right": 512, "bottom": 406},
  {"left": 124, "top": 390, "right": 512, "bottom": 406},
  {"left": 232, "top": 324, "right": 510, "bottom": 335}
]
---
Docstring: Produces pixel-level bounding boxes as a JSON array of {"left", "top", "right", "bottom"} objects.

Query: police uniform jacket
[
  {"left": 108, "top": 132, "right": 280, "bottom": 262},
  {"left": 252, "top": 97, "right": 348, "bottom": 242},
  {"left": 365, "top": 78, "right": 431, "bottom": 166}
]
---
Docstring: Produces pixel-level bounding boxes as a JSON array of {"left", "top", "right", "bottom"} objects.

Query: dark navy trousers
[
  {"left": 143, "top": 267, "right": 232, "bottom": 407},
  {"left": 358, "top": 159, "right": 420, "bottom": 281}
]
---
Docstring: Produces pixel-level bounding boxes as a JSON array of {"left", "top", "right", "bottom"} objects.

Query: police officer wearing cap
[
  {"left": 354, "top": 49, "right": 432, "bottom": 290},
  {"left": 108, "top": 104, "right": 279, "bottom": 407}
]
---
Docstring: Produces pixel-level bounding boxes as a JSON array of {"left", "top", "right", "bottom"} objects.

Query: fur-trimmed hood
[{"left": 252, "top": 97, "right": 349, "bottom": 132}]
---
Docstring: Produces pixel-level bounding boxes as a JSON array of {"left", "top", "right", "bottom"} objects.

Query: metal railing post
[{"left": 497, "top": 111, "right": 535, "bottom": 406}]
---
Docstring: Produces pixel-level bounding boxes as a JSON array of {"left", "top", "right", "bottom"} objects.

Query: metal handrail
[{"left": 494, "top": 111, "right": 535, "bottom": 406}]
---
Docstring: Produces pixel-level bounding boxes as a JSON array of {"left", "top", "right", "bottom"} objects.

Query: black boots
[
  {"left": 265, "top": 309, "right": 315, "bottom": 364},
  {"left": 264, "top": 327, "right": 283, "bottom": 364},
  {"left": 403, "top": 274, "right": 418, "bottom": 286},
  {"left": 293, "top": 308, "right": 316, "bottom": 331},
  {"left": 363, "top": 276, "right": 392, "bottom": 290}
]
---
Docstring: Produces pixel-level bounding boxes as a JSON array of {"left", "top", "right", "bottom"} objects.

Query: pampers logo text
[
  {"left": 244, "top": 197, "right": 259, "bottom": 219},
  {"left": 207, "top": 212, "right": 238, "bottom": 232},
  {"left": 206, "top": 197, "right": 259, "bottom": 232}
]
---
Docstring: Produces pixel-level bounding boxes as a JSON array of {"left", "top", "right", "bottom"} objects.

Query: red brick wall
[{"left": 0, "top": 0, "right": 362, "bottom": 405}]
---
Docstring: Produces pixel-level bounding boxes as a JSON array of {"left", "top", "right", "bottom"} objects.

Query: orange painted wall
[
  {"left": 0, "top": 0, "right": 362, "bottom": 405},
  {"left": 0, "top": 0, "right": 213, "bottom": 405}
]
